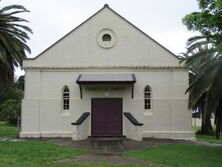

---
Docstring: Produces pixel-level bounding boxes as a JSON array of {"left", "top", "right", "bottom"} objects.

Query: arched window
[
  {"left": 63, "top": 86, "right": 70, "bottom": 110},
  {"left": 144, "top": 86, "right": 151, "bottom": 110}
]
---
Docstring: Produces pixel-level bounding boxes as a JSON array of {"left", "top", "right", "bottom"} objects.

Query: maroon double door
[{"left": 91, "top": 98, "right": 122, "bottom": 136}]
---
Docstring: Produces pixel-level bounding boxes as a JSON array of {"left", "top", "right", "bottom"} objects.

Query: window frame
[
  {"left": 144, "top": 85, "right": 152, "bottom": 113},
  {"left": 62, "top": 86, "right": 70, "bottom": 111}
]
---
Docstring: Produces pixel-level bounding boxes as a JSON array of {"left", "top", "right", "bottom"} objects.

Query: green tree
[
  {"left": 183, "top": 0, "right": 222, "bottom": 138},
  {"left": 183, "top": 0, "right": 222, "bottom": 51},
  {"left": 0, "top": 4, "right": 32, "bottom": 89},
  {"left": 0, "top": 85, "right": 22, "bottom": 103},
  {"left": 180, "top": 39, "right": 217, "bottom": 135},
  {"left": 0, "top": 86, "right": 22, "bottom": 125},
  {"left": 0, "top": 99, "right": 21, "bottom": 124},
  {"left": 0, "top": 82, "right": 23, "bottom": 124}
]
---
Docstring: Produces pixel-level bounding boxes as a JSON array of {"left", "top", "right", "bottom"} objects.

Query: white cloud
[{"left": 152, "top": 31, "right": 200, "bottom": 55}]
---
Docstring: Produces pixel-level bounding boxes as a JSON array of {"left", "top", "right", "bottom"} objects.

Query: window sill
[
  {"left": 144, "top": 111, "right": 153, "bottom": 116},
  {"left": 61, "top": 111, "right": 70, "bottom": 116}
]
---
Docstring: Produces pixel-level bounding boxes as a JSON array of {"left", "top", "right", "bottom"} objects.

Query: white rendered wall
[{"left": 20, "top": 70, "right": 194, "bottom": 140}]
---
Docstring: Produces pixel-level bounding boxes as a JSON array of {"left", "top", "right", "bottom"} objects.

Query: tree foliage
[
  {"left": 0, "top": 99, "right": 21, "bottom": 124},
  {"left": 0, "top": 82, "right": 23, "bottom": 124},
  {"left": 182, "top": 38, "right": 222, "bottom": 138},
  {"left": 0, "top": 72, "right": 24, "bottom": 124},
  {"left": 183, "top": 0, "right": 222, "bottom": 138},
  {"left": 0, "top": 4, "right": 32, "bottom": 89},
  {"left": 183, "top": 0, "right": 222, "bottom": 51},
  {"left": 179, "top": 41, "right": 215, "bottom": 135}
]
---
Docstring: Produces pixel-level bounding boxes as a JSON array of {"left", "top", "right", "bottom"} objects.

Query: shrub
[
  {"left": 0, "top": 99, "right": 21, "bottom": 124},
  {"left": 0, "top": 85, "right": 23, "bottom": 124},
  {"left": 0, "top": 86, "right": 23, "bottom": 103},
  {"left": 196, "top": 129, "right": 215, "bottom": 136}
]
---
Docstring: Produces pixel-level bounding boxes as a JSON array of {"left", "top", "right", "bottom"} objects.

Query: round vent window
[
  {"left": 102, "top": 34, "right": 111, "bottom": 41},
  {"left": 97, "top": 29, "right": 117, "bottom": 48}
]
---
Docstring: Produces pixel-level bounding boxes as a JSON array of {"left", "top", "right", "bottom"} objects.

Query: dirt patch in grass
[
  {"left": 42, "top": 137, "right": 222, "bottom": 154},
  {"left": 55, "top": 153, "right": 160, "bottom": 166}
]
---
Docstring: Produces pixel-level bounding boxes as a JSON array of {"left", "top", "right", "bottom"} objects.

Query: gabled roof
[{"left": 25, "top": 4, "right": 178, "bottom": 60}]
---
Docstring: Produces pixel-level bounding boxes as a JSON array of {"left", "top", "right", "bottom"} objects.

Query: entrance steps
[{"left": 88, "top": 136, "right": 126, "bottom": 141}]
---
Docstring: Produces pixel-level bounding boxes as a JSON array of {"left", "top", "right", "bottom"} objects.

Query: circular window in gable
[
  {"left": 102, "top": 34, "right": 111, "bottom": 41},
  {"left": 97, "top": 29, "right": 117, "bottom": 48}
]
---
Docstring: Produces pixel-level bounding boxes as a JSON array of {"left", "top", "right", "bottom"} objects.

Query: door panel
[
  {"left": 92, "top": 99, "right": 107, "bottom": 135},
  {"left": 91, "top": 98, "right": 122, "bottom": 136}
]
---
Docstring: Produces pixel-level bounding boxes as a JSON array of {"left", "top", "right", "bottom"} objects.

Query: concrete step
[{"left": 88, "top": 136, "right": 127, "bottom": 141}]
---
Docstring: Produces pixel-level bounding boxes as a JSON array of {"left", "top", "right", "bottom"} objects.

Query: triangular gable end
[{"left": 23, "top": 4, "right": 180, "bottom": 67}]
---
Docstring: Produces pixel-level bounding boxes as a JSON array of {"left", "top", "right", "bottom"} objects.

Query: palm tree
[
  {"left": 0, "top": 4, "right": 32, "bottom": 89},
  {"left": 180, "top": 36, "right": 222, "bottom": 138},
  {"left": 180, "top": 42, "right": 215, "bottom": 134}
]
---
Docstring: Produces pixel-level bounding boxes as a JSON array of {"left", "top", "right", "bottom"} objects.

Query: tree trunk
[
  {"left": 200, "top": 95, "right": 213, "bottom": 135},
  {"left": 201, "top": 111, "right": 213, "bottom": 134},
  {"left": 215, "top": 98, "right": 222, "bottom": 139}
]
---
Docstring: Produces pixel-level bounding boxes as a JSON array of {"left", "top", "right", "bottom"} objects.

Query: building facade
[{"left": 20, "top": 5, "right": 195, "bottom": 141}]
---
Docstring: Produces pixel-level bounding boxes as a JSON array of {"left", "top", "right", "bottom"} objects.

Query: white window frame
[
  {"left": 144, "top": 85, "right": 152, "bottom": 115},
  {"left": 62, "top": 86, "right": 70, "bottom": 111}
]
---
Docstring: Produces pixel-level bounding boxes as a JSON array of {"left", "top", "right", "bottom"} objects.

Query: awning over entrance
[
  {"left": 76, "top": 74, "right": 136, "bottom": 84},
  {"left": 76, "top": 74, "right": 136, "bottom": 98}
]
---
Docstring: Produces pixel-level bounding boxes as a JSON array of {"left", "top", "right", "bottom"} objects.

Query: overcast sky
[{"left": 1, "top": 0, "right": 199, "bottom": 77}]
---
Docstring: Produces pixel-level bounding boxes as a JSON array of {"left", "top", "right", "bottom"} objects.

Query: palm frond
[
  {"left": 0, "top": 4, "right": 32, "bottom": 88},
  {"left": 0, "top": 5, "right": 29, "bottom": 13}
]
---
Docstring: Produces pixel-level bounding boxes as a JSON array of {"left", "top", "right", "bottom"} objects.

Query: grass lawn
[
  {"left": 2, "top": 141, "right": 222, "bottom": 167},
  {"left": 0, "top": 141, "right": 154, "bottom": 167},
  {"left": 196, "top": 134, "right": 222, "bottom": 144},
  {"left": 123, "top": 144, "right": 222, "bottom": 167},
  {"left": 0, "top": 141, "right": 86, "bottom": 167},
  {"left": 192, "top": 126, "right": 222, "bottom": 144},
  {"left": 0, "top": 122, "right": 153, "bottom": 167},
  {"left": 192, "top": 125, "right": 201, "bottom": 132},
  {"left": 0, "top": 121, "right": 17, "bottom": 138},
  {"left": 1, "top": 122, "right": 222, "bottom": 167}
]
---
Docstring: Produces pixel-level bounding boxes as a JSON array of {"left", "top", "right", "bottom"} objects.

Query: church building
[{"left": 20, "top": 4, "right": 195, "bottom": 141}]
